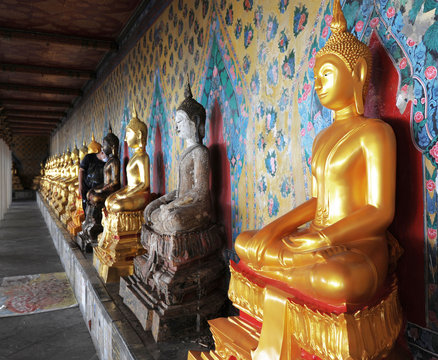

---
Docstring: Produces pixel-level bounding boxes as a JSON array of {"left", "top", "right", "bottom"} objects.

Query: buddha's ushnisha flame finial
[
  {"left": 92, "top": 133, "right": 95, "bottom": 141},
  {"left": 184, "top": 75, "right": 193, "bottom": 99},
  {"left": 331, "top": 0, "right": 347, "bottom": 34},
  {"left": 132, "top": 104, "right": 138, "bottom": 119},
  {"left": 108, "top": 123, "right": 113, "bottom": 133}
]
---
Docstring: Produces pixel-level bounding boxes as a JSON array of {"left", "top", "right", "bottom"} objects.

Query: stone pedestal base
[
  {"left": 76, "top": 203, "right": 104, "bottom": 252},
  {"left": 93, "top": 210, "right": 145, "bottom": 283},
  {"left": 189, "top": 262, "right": 404, "bottom": 360},
  {"left": 120, "top": 224, "right": 226, "bottom": 342}
]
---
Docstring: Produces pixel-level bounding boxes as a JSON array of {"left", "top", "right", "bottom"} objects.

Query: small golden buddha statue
[
  {"left": 104, "top": 109, "right": 150, "bottom": 213},
  {"left": 94, "top": 107, "right": 150, "bottom": 283},
  {"left": 191, "top": 1, "right": 403, "bottom": 359},
  {"left": 61, "top": 145, "right": 80, "bottom": 226},
  {"left": 88, "top": 133, "right": 101, "bottom": 154},
  {"left": 67, "top": 142, "right": 90, "bottom": 235}
]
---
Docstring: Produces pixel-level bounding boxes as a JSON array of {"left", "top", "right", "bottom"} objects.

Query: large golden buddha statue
[
  {"left": 93, "top": 107, "right": 151, "bottom": 283},
  {"left": 190, "top": 1, "right": 403, "bottom": 359}
]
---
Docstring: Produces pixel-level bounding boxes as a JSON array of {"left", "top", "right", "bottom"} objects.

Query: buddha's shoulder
[
  {"left": 189, "top": 144, "right": 209, "bottom": 156},
  {"left": 358, "top": 118, "right": 395, "bottom": 137}
]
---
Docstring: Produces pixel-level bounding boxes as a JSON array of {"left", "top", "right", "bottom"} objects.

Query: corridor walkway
[{"left": 0, "top": 200, "right": 97, "bottom": 360}]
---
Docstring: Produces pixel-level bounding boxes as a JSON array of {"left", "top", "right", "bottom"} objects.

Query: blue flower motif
[
  {"left": 257, "top": 175, "right": 267, "bottom": 194},
  {"left": 278, "top": 30, "right": 289, "bottom": 53},
  {"left": 280, "top": 177, "right": 292, "bottom": 198},
  {"left": 250, "top": 72, "right": 260, "bottom": 95},
  {"left": 244, "top": 24, "right": 254, "bottom": 48},
  {"left": 258, "top": 42, "right": 268, "bottom": 64},
  {"left": 243, "top": 55, "right": 251, "bottom": 74},
  {"left": 267, "top": 59, "right": 279, "bottom": 85},
  {"left": 254, "top": 6, "right": 263, "bottom": 28},
  {"left": 266, "top": 15, "right": 279, "bottom": 42},
  {"left": 276, "top": 130, "right": 286, "bottom": 151},
  {"left": 265, "top": 150, "right": 277, "bottom": 176},
  {"left": 267, "top": 193, "right": 280, "bottom": 217},
  {"left": 235, "top": 19, "right": 243, "bottom": 39},
  {"left": 225, "top": 4, "right": 233, "bottom": 25},
  {"left": 278, "top": 0, "right": 289, "bottom": 14},
  {"left": 257, "top": 133, "right": 266, "bottom": 151},
  {"left": 278, "top": 87, "right": 289, "bottom": 111},
  {"left": 265, "top": 107, "right": 277, "bottom": 132}
]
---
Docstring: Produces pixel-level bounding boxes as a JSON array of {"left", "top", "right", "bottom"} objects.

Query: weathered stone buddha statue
[
  {"left": 144, "top": 83, "right": 212, "bottom": 233},
  {"left": 120, "top": 82, "right": 225, "bottom": 342},
  {"left": 67, "top": 141, "right": 90, "bottom": 235},
  {"left": 190, "top": 1, "right": 403, "bottom": 359},
  {"left": 93, "top": 107, "right": 151, "bottom": 283},
  {"left": 77, "top": 127, "right": 121, "bottom": 252}
]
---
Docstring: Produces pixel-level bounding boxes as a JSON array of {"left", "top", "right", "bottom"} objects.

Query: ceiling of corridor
[{"left": 0, "top": 0, "right": 152, "bottom": 139}]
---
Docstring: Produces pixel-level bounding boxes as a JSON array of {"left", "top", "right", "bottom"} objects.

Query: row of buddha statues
[
  {"left": 39, "top": 83, "right": 227, "bottom": 342},
  {"left": 39, "top": 1, "right": 408, "bottom": 358}
]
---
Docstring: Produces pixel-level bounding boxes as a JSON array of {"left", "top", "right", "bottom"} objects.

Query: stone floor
[{"left": 0, "top": 200, "right": 97, "bottom": 360}]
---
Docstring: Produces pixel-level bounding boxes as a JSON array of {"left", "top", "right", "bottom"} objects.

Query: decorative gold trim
[{"left": 224, "top": 265, "right": 403, "bottom": 360}]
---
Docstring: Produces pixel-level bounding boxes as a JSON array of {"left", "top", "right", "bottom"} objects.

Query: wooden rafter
[
  {"left": 6, "top": 116, "right": 60, "bottom": 123},
  {"left": 0, "top": 99, "right": 71, "bottom": 108},
  {"left": 0, "top": 63, "right": 95, "bottom": 79},
  {"left": 3, "top": 109, "right": 65, "bottom": 117},
  {"left": 0, "top": 27, "right": 117, "bottom": 51},
  {"left": 0, "top": 82, "right": 82, "bottom": 95}
]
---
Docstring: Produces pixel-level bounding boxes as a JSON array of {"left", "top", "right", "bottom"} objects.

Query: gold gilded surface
[
  {"left": 234, "top": 0, "right": 397, "bottom": 308},
  {"left": 197, "top": 265, "right": 403, "bottom": 360},
  {"left": 94, "top": 106, "right": 150, "bottom": 283},
  {"left": 195, "top": 0, "right": 403, "bottom": 358},
  {"left": 104, "top": 106, "right": 150, "bottom": 213},
  {"left": 93, "top": 210, "right": 146, "bottom": 283}
]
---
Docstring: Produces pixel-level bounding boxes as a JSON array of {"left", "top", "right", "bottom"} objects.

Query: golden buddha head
[
  {"left": 125, "top": 105, "right": 148, "bottom": 149},
  {"left": 79, "top": 140, "right": 88, "bottom": 161},
  {"left": 315, "top": 0, "right": 372, "bottom": 115},
  {"left": 88, "top": 133, "right": 102, "bottom": 154},
  {"left": 176, "top": 78, "right": 206, "bottom": 143},
  {"left": 71, "top": 145, "right": 79, "bottom": 163}
]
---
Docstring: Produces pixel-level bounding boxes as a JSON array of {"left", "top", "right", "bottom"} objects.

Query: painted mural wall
[{"left": 51, "top": 0, "right": 438, "bottom": 356}]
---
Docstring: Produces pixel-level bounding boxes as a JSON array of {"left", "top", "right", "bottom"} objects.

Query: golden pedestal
[
  {"left": 189, "top": 262, "right": 403, "bottom": 360},
  {"left": 93, "top": 210, "right": 146, "bottom": 283},
  {"left": 67, "top": 198, "right": 85, "bottom": 236}
]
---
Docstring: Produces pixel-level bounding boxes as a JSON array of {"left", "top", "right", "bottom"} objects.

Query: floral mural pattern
[{"left": 51, "top": 0, "right": 438, "bottom": 345}]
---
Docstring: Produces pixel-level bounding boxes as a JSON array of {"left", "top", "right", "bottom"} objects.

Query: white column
[{"left": 0, "top": 139, "right": 12, "bottom": 220}]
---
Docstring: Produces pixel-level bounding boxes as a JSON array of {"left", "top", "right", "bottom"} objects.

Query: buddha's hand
[
  {"left": 282, "top": 231, "right": 330, "bottom": 253},
  {"left": 144, "top": 198, "right": 165, "bottom": 223}
]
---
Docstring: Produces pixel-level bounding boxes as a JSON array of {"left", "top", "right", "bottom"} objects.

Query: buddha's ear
[{"left": 353, "top": 57, "right": 367, "bottom": 115}]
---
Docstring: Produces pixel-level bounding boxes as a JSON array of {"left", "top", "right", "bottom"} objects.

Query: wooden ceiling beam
[
  {"left": 3, "top": 109, "right": 65, "bottom": 117},
  {"left": 0, "top": 63, "right": 95, "bottom": 79},
  {"left": 6, "top": 116, "right": 60, "bottom": 123},
  {"left": 10, "top": 124, "right": 57, "bottom": 130},
  {"left": 0, "top": 99, "right": 71, "bottom": 108},
  {"left": 11, "top": 129, "right": 52, "bottom": 135},
  {"left": 0, "top": 82, "right": 82, "bottom": 96},
  {"left": 0, "top": 27, "right": 117, "bottom": 51}
]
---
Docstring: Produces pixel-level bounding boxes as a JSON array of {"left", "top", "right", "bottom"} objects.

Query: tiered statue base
[
  {"left": 67, "top": 205, "right": 85, "bottom": 236},
  {"left": 120, "top": 224, "right": 226, "bottom": 342},
  {"left": 76, "top": 202, "right": 104, "bottom": 252},
  {"left": 189, "top": 261, "right": 403, "bottom": 360},
  {"left": 93, "top": 210, "right": 145, "bottom": 283}
]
